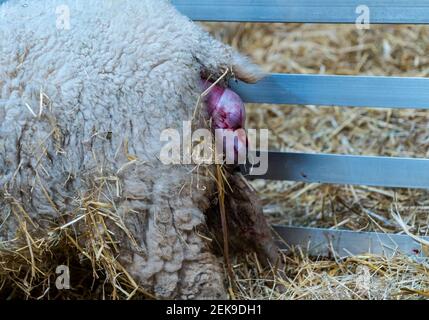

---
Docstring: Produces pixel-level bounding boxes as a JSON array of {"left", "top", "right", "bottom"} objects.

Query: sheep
[{"left": 0, "top": 0, "right": 278, "bottom": 299}]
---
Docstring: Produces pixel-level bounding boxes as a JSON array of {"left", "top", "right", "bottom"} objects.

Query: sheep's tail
[
  {"left": 194, "top": 29, "right": 266, "bottom": 84},
  {"left": 229, "top": 51, "right": 266, "bottom": 83}
]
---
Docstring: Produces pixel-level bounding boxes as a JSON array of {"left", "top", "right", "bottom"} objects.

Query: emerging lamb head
[{"left": 0, "top": 0, "right": 277, "bottom": 299}]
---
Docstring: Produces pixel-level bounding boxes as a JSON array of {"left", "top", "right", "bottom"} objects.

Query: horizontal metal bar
[
  {"left": 230, "top": 74, "right": 429, "bottom": 109},
  {"left": 243, "top": 152, "right": 429, "bottom": 189},
  {"left": 273, "top": 225, "right": 429, "bottom": 258},
  {"left": 172, "top": 0, "right": 429, "bottom": 24},
  {"left": 3, "top": 0, "right": 427, "bottom": 24}
]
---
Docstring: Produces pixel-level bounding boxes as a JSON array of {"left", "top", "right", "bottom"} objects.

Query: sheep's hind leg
[
  {"left": 169, "top": 196, "right": 227, "bottom": 299},
  {"left": 116, "top": 167, "right": 226, "bottom": 299}
]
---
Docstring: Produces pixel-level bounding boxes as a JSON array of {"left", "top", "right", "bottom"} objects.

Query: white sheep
[{"left": 0, "top": 0, "right": 277, "bottom": 299}]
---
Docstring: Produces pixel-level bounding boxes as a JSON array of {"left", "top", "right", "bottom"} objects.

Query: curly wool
[{"left": 0, "top": 0, "right": 263, "bottom": 299}]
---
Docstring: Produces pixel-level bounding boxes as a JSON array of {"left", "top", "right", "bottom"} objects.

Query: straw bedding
[{"left": 203, "top": 22, "right": 429, "bottom": 300}]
